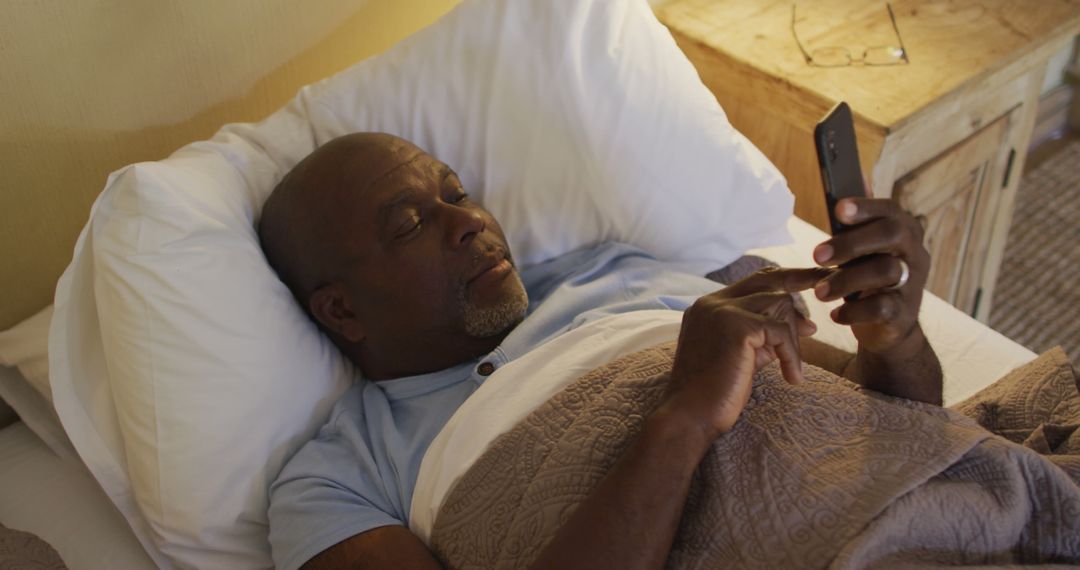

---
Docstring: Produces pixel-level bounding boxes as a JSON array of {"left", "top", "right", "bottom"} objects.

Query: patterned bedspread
[
  {"left": 0, "top": 522, "right": 67, "bottom": 569},
  {"left": 429, "top": 345, "right": 1080, "bottom": 568}
]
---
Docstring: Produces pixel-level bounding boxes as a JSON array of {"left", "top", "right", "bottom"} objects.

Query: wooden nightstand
[{"left": 656, "top": 0, "right": 1080, "bottom": 322}]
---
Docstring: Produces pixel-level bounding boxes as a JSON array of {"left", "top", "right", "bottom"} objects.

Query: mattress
[{"left": 0, "top": 419, "right": 154, "bottom": 569}]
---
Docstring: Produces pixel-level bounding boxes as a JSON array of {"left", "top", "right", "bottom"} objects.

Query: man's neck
[{"left": 351, "top": 329, "right": 514, "bottom": 381}]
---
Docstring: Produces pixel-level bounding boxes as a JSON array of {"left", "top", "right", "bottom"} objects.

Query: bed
[
  {"left": 0, "top": 0, "right": 1072, "bottom": 568},
  {"left": 0, "top": 215, "right": 1043, "bottom": 569}
]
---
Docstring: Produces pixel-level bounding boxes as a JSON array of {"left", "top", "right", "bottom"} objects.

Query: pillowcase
[{"left": 49, "top": 0, "right": 793, "bottom": 567}]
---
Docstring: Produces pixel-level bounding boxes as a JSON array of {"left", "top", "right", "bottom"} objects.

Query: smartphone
[{"left": 814, "top": 102, "right": 865, "bottom": 236}]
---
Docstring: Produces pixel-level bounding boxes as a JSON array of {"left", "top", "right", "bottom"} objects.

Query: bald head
[
  {"left": 259, "top": 133, "right": 419, "bottom": 307},
  {"left": 257, "top": 132, "right": 528, "bottom": 379}
]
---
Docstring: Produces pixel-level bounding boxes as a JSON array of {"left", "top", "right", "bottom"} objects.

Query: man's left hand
[{"left": 811, "top": 197, "right": 930, "bottom": 354}]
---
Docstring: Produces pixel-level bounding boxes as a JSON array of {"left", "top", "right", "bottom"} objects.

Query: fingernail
[
  {"left": 840, "top": 201, "right": 857, "bottom": 220},
  {"left": 830, "top": 307, "right": 841, "bottom": 321},
  {"left": 814, "top": 244, "right": 834, "bottom": 264},
  {"left": 814, "top": 281, "right": 830, "bottom": 300}
]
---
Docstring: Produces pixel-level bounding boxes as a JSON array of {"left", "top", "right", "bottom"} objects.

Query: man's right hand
[{"left": 663, "top": 268, "right": 829, "bottom": 443}]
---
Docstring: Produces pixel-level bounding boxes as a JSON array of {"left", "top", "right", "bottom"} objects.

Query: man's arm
[
  {"left": 302, "top": 526, "right": 442, "bottom": 570},
  {"left": 527, "top": 400, "right": 717, "bottom": 569},
  {"left": 800, "top": 331, "right": 943, "bottom": 405},
  {"left": 843, "top": 325, "right": 942, "bottom": 405}
]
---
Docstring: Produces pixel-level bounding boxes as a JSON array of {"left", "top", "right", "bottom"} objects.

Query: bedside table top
[{"left": 656, "top": 0, "right": 1080, "bottom": 132}]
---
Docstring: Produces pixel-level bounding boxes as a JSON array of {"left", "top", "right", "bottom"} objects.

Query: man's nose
[{"left": 445, "top": 205, "right": 486, "bottom": 249}]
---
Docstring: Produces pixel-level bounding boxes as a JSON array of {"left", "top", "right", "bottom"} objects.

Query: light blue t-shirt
[{"left": 267, "top": 243, "right": 722, "bottom": 570}]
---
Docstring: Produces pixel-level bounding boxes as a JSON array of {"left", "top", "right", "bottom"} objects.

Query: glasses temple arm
[
  {"left": 791, "top": 4, "right": 814, "bottom": 63},
  {"left": 886, "top": 3, "right": 909, "bottom": 62}
]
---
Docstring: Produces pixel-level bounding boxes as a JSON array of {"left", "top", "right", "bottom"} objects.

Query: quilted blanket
[
  {"left": 428, "top": 345, "right": 1080, "bottom": 568},
  {"left": 0, "top": 523, "right": 67, "bottom": 569}
]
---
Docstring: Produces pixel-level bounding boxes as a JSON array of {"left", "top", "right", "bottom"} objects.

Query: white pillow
[{"left": 49, "top": 0, "right": 793, "bottom": 567}]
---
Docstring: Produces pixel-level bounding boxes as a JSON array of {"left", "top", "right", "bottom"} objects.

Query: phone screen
[{"left": 814, "top": 102, "right": 865, "bottom": 235}]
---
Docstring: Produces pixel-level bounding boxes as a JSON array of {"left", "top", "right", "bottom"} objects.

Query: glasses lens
[
  {"left": 811, "top": 47, "right": 851, "bottom": 67},
  {"left": 865, "top": 45, "right": 905, "bottom": 65}
]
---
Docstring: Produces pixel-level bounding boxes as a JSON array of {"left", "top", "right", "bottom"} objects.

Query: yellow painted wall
[{"left": 0, "top": 0, "right": 459, "bottom": 330}]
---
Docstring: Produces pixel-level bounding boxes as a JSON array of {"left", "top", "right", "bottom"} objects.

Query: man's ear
[{"left": 309, "top": 283, "right": 366, "bottom": 343}]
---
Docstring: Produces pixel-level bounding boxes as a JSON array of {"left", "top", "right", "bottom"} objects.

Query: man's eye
[
  {"left": 395, "top": 215, "right": 421, "bottom": 238},
  {"left": 452, "top": 192, "right": 469, "bottom": 204}
]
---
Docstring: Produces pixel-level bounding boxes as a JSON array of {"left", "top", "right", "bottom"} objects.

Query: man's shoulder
[
  {"left": 274, "top": 382, "right": 368, "bottom": 476},
  {"left": 273, "top": 381, "right": 393, "bottom": 487},
  {"left": 319, "top": 381, "right": 368, "bottom": 435},
  {"left": 275, "top": 368, "right": 478, "bottom": 485}
]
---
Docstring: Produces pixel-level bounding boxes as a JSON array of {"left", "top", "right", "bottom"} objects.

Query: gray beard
[{"left": 460, "top": 270, "right": 529, "bottom": 339}]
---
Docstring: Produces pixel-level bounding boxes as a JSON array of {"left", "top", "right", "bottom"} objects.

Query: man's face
[{"left": 326, "top": 139, "right": 528, "bottom": 368}]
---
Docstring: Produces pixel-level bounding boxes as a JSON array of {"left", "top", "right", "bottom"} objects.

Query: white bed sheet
[{"left": 0, "top": 416, "right": 154, "bottom": 569}]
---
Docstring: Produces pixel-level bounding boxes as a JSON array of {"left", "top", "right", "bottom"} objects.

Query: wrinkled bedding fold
[{"left": 428, "top": 344, "right": 1080, "bottom": 568}]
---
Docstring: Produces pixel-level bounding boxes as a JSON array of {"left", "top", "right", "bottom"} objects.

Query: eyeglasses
[{"left": 792, "top": 3, "right": 909, "bottom": 67}]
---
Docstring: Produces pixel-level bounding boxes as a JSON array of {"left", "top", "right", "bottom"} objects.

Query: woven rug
[{"left": 990, "top": 138, "right": 1080, "bottom": 363}]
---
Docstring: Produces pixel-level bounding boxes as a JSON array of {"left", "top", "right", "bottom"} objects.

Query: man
[{"left": 260, "top": 132, "right": 940, "bottom": 569}]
